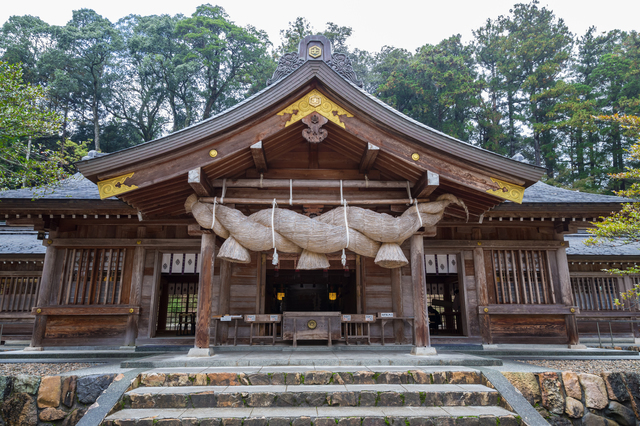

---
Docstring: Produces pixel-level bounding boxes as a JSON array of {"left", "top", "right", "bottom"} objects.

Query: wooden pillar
[
  {"left": 123, "top": 227, "right": 146, "bottom": 347},
  {"left": 29, "top": 242, "right": 57, "bottom": 349},
  {"left": 391, "top": 267, "right": 404, "bottom": 343},
  {"left": 218, "top": 259, "right": 233, "bottom": 345},
  {"left": 189, "top": 233, "right": 216, "bottom": 356},
  {"left": 474, "top": 247, "right": 492, "bottom": 345},
  {"left": 255, "top": 254, "right": 266, "bottom": 314},
  {"left": 556, "top": 245, "right": 580, "bottom": 346},
  {"left": 356, "top": 256, "right": 362, "bottom": 314},
  {"left": 410, "top": 234, "right": 436, "bottom": 355}
]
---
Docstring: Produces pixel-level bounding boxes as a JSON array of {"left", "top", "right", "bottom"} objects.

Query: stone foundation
[
  {"left": 0, "top": 374, "right": 115, "bottom": 426},
  {"left": 503, "top": 370, "right": 639, "bottom": 425}
]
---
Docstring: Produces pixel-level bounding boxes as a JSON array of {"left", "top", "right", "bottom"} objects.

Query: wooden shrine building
[{"left": 0, "top": 36, "right": 635, "bottom": 352}]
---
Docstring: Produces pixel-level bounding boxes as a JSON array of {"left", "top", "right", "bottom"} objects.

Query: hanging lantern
[
  {"left": 277, "top": 292, "right": 285, "bottom": 301},
  {"left": 329, "top": 292, "right": 337, "bottom": 301}
]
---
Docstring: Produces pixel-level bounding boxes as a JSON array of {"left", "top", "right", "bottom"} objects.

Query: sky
[{"left": 1, "top": 0, "right": 638, "bottom": 53}]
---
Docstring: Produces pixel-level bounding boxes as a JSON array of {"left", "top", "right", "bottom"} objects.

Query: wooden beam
[
  {"left": 411, "top": 234, "right": 431, "bottom": 349},
  {"left": 473, "top": 247, "right": 492, "bottom": 345},
  {"left": 195, "top": 233, "right": 216, "bottom": 349},
  {"left": 251, "top": 141, "right": 268, "bottom": 173},
  {"left": 188, "top": 167, "right": 214, "bottom": 197},
  {"left": 391, "top": 267, "right": 404, "bottom": 344},
  {"left": 359, "top": 143, "right": 380, "bottom": 174},
  {"left": 29, "top": 242, "right": 57, "bottom": 349},
  {"left": 411, "top": 171, "right": 439, "bottom": 198}
]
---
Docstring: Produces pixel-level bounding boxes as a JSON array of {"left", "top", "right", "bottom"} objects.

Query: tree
[
  {"left": 0, "top": 61, "right": 64, "bottom": 189},
  {"left": 175, "top": 4, "right": 272, "bottom": 120},
  {"left": 55, "top": 9, "right": 122, "bottom": 151}
]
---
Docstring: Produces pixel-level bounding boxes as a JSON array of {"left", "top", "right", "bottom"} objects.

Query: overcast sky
[{"left": 1, "top": 0, "right": 638, "bottom": 52}]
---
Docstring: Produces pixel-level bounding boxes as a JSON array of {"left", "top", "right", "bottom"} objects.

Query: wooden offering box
[{"left": 282, "top": 312, "right": 341, "bottom": 344}]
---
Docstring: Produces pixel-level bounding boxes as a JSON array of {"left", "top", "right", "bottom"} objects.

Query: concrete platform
[{"left": 120, "top": 350, "right": 503, "bottom": 368}]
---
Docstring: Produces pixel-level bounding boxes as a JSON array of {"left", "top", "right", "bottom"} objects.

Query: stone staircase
[{"left": 102, "top": 368, "right": 521, "bottom": 425}]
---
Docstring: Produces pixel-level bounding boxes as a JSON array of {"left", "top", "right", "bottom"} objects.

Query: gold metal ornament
[
  {"left": 278, "top": 89, "right": 353, "bottom": 129},
  {"left": 483, "top": 307, "right": 489, "bottom": 313},
  {"left": 97, "top": 173, "right": 139, "bottom": 200},
  {"left": 136, "top": 240, "right": 142, "bottom": 245},
  {"left": 129, "top": 308, "right": 135, "bottom": 313},
  {"left": 570, "top": 308, "right": 575, "bottom": 313},
  {"left": 37, "top": 308, "right": 42, "bottom": 314},
  {"left": 47, "top": 239, "right": 53, "bottom": 245},
  {"left": 307, "top": 319, "right": 317, "bottom": 329},
  {"left": 308, "top": 46, "right": 322, "bottom": 58},
  {"left": 485, "top": 177, "right": 525, "bottom": 204},
  {"left": 411, "top": 153, "right": 420, "bottom": 161},
  {"left": 209, "top": 149, "right": 218, "bottom": 158}
]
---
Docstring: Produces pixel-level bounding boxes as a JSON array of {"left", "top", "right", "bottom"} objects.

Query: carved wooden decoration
[
  {"left": 302, "top": 112, "right": 328, "bottom": 143},
  {"left": 277, "top": 89, "right": 353, "bottom": 129},
  {"left": 486, "top": 177, "right": 525, "bottom": 204},
  {"left": 97, "top": 173, "right": 138, "bottom": 199}
]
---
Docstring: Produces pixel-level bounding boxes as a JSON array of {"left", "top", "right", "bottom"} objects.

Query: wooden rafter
[
  {"left": 359, "top": 143, "right": 380, "bottom": 174},
  {"left": 188, "top": 167, "right": 214, "bottom": 197},
  {"left": 250, "top": 141, "right": 268, "bottom": 173},
  {"left": 411, "top": 171, "right": 439, "bottom": 198}
]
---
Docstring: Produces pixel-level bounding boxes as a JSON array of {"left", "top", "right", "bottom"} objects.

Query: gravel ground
[
  {"left": 0, "top": 362, "right": 103, "bottom": 377},
  {"left": 515, "top": 359, "right": 640, "bottom": 374}
]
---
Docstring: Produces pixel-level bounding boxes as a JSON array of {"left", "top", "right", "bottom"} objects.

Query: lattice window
[
  {"left": 491, "top": 250, "right": 556, "bottom": 304},
  {"left": 58, "top": 248, "right": 130, "bottom": 305},
  {"left": 0, "top": 275, "right": 41, "bottom": 313},
  {"left": 164, "top": 281, "right": 198, "bottom": 332},
  {"left": 571, "top": 276, "right": 622, "bottom": 311}
]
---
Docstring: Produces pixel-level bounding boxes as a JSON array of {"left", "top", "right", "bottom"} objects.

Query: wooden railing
[
  {"left": 0, "top": 274, "right": 41, "bottom": 313},
  {"left": 571, "top": 276, "right": 631, "bottom": 311},
  {"left": 57, "top": 248, "right": 133, "bottom": 305},
  {"left": 490, "top": 249, "right": 556, "bottom": 304}
]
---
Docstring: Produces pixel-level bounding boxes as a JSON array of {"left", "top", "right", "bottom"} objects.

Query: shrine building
[{"left": 0, "top": 35, "right": 635, "bottom": 353}]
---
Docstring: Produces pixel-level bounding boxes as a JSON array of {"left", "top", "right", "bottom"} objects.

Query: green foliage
[{"left": 0, "top": 61, "right": 66, "bottom": 189}]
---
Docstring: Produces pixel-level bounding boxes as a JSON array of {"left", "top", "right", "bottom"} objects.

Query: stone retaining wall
[
  {"left": 503, "top": 371, "right": 639, "bottom": 425},
  {"left": 0, "top": 374, "right": 115, "bottom": 426}
]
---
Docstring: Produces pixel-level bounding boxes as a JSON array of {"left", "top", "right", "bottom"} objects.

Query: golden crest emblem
[
  {"left": 308, "top": 45, "right": 322, "bottom": 58},
  {"left": 308, "top": 94, "right": 322, "bottom": 107},
  {"left": 307, "top": 319, "right": 317, "bottom": 329}
]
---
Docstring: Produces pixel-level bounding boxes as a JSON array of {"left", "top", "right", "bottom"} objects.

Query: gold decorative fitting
[
  {"left": 485, "top": 177, "right": 525, "bottom": 204},
  {"left": 277, "top": 89, "right": 353, "bottom": 129},
  {"left": 36, "top": 308, "right": 41, "bottom": 314},
  {"left": 97, "top": 172, "right": 138, "bottom": 200},
  {"left": 411, "top": 153, "right": 420, "bottom": 161},
  {"left": 570, "top": 308, "right": 575, "bottom": 313},
  {"left": 309, "top": 45, "right": 322, "bottom": 58},
  {"left": 209, "top": 149, "right": 218, "bottom": 158},
  {"left": 477, "top": 242, "right": 482, "bottom": 246},
  {"left": 307, "top": 319, "right": 317, "bottom": 329},
  {"left": 47, "top": 239, "right": 53, "bottom": 245},
  {"left": 483, "top": 307, "right": 489, "bottom": 313},
  {"left": 136, "top": 240, "right": 142, "bottom": 245},
  {"left": 129, "top": 308, "right": 134, "bottom": 313}
]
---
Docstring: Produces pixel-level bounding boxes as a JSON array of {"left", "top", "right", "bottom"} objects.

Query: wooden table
[
  {"left": 245, "top": 314, "right": 281, "bottom": 345},
  {"left": 341, "top": 314, "right": 376, "bottom": 345},
  {"left": 282, "top": 312, "right": 341, "bottom": 347},
  {"left": 378, "top": 314, "right": 415, "bottom": 345}
]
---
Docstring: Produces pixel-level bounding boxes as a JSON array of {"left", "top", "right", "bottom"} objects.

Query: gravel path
[
  {"left": 0, "top": 363, "right": 103, "bottom": 377},
  {"left": 515, "top": 359, "right": 640, "bottom": 374}
]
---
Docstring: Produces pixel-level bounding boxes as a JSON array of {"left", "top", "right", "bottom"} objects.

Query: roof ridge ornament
[
  {"left": 277, "top": 89, "right": 353, "bottom": 129},
  {"left": 267, "top": 34, "right": 363, "bottom": 87}
]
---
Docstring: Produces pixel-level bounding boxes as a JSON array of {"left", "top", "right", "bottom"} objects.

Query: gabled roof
[{"left": 522, "top": 182, "right": 629, "bottom": 203}]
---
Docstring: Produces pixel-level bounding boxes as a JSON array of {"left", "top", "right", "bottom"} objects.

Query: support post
[
  {"left": 189, "top": 233, "right": 216, "bottom": 356},
  {"left": 556, "top": 243, "right": 582, "bottom": 348},
  {"left": 410, "top": 234, "right": 436, "bottom": 355},
  {"left": 391, "top": 267, "right": 404, "bottom": 344},
  {"left": 123, "top": 227, "right": 146, "bottom": 347},
  {"left": 474, "top": 247, "right": 492, "bottom": 345},
  {"left": 218, "top": 259, "right": 233, "bottom": 345},
  {"left": 28, "top": 241, "right": 58, "bottom": 350}
]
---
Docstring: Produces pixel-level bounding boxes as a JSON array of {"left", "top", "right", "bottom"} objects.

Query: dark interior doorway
[
  {"left": 156, "top": 274, "right": 198, "bottom": 337},
  {"left": 426, "top": 274, "right": 462, "bottom": 335},
  {"left": 265, "top": 269, "right": 357, "bottom": 314}
]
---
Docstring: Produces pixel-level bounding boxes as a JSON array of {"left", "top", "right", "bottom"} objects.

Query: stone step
[
  {"left": 123, "top": 384, "right": 500, "bottom": 409},
  {"left": 103, "top": 405, "right": 520, "bottom": 426},
  {"left": 137, "top": 370, "right": 485, "bottom": 387}
]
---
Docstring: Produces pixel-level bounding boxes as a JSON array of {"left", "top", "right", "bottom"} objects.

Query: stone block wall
[
  {"left": 503, "top": 371, "right": 639, "bottom": 425},
  {"left": 0, "top": 374, "right": 115, "bottom": 426}
]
